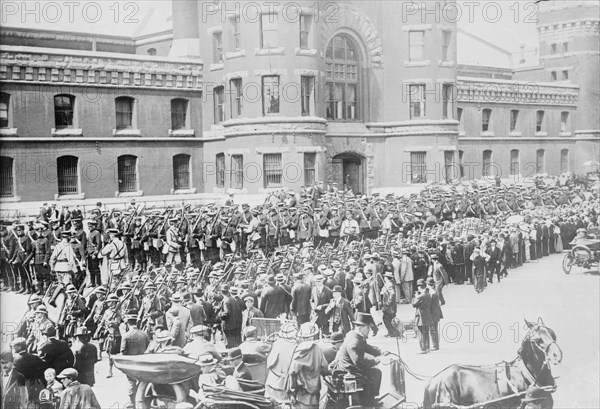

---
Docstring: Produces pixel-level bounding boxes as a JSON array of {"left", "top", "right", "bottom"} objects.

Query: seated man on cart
[{"left": 332, "top": 313, "right": 390, "bottom": 406}]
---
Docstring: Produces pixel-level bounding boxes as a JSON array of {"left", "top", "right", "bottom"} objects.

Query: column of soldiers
[{"left": 1, "top": 182, "right": 597, "bottom": 406}]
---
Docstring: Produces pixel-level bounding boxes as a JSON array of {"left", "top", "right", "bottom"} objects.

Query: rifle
[
  {"left": 1, "top": 236, "right": 17, "bottom": 289},
  {"left": 10, "top": 229, "right": 33, "bottom": 286}
]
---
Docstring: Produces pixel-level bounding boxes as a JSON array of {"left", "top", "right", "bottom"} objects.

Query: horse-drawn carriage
[{"left": 562, "top": 227, "right": 600, "bottom": 274}]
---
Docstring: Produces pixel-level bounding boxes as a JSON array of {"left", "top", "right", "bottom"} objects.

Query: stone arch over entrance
[{"left": 331, "top": 152, "right": 366, "bottom": 195}]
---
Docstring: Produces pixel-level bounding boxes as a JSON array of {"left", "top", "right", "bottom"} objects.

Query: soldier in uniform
[
  {"left": 24, "top": 223, "right": 51, "bottom": 295},
  {"left": 9, "top": 224, "right": 33, "bottom": 294},
  {"left": 86, "top": 221, "right": 102, "bottom": 288},
  {"left": 120, "top": 309, "right": 149, "bottom": 407},
  {"left": 58, "top": 284, "right": 88, "bottom": 341},
  {"left": 48, "top": 230, "right": 79, "bottom": 306},
  {"left": 99, "top": 229, "right": 127, "bottom": 287}
]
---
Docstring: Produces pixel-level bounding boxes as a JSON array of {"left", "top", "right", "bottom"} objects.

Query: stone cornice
[
  {"left": 456, "top": 77, "right": 579, "bottom": 107},
  {"left": 0, "top": 28, "right": 134, "bottom": 46},
  {"left": 0, "top": 45, "right": 203, "bottom": 91},
  {"left": 221, "top": 116, "right": 328, "bottom": 137},
  {"left": 538, "top": 18, "right": 600, "bottom": 37}
]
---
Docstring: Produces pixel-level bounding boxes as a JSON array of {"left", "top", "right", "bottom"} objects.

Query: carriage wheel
[
  {"left": 562, "top": 254, "right": 573, "bottom": 274},
  {"left": 135, "top": 381, "right": 188, "bottom": 408}
]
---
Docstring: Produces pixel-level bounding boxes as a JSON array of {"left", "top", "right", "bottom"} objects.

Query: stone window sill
[
  {"left": 115, "top": 190, "right": 143, "bottom": 198},
  {"left": 227, "top": 188, "right": 248, "bottom": 194},
  {"left": 295, "top": 48, "right": 318, "bottom": 56},
  {"left": 54, "top": 193, "right": 85, "bottom": 200},
  {"left": 113, "top": 129, "right": 141, "bottom": 137},
  {"left": 459, "top": 131, "right": 466, "bottom": 137},
  {"left": 509, "top": 131, "right": 522, "bottom": 137},
  {"left": 560, "top": 131, "right": 572, "bottom": 137},
  {"left": 210, "top": 63, "right": 224, "bottom": 71},
  {"left": 404, "top": 60, "right": 431, "bottom": 67},
  {"left": 170, "top": 188, "right": 197, "bottom": 195},
  {"left": 439, "top": 60, "right": 456, "bottom": 67},
  {"left": 225, "top": 50, "right": 246, "bottom": 60},
  {"left": 169, "top": 129, "right": 195, "bottom": 137},
  {"left": 535, "top": 131, "right": 548, "bottom": 137},
  {"left": 52, "top": 128, "right": 83, "bottom": 137},
  {"left": 481, "top": 131, "right": 495, "bottom": 137},
  {"left": 0, "top": 128, "right": 18, "bottom": 136},
  {"left": 255, "top": 47, "right": 286, "bottom": 56}
]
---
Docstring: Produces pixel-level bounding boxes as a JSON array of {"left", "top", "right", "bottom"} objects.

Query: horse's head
[{"left": 524, "top": 317, "right": 563, "bottom": 365}]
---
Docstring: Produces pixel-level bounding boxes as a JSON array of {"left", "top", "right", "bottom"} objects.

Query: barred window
[
  {"left": 173, "top": 154, "right": 191, "bottom": 190},
  {"left": 260, "top": 13, "right": 278, "bottom": 48},
  {"left": 536, "top": 149, "right": 545, "bottom": 173},
  {"left": 409, "top": 31, "right": 425, "bottom": 61},
  {"left": 54, "top": 94, "right": 74, "bottom": 129},
  {"left": 409, "top": 84, "right": 426, "bottom": 119},
  {"left": 171, "top": 98, "right": 188, "bottom": 130},
  {"left": 0, "top": 93, "right": 9, "bottom": 128},
  {"left": 230, "top": 79, "right": 243, "bottom": 119},
  {"left": 482, "top": 150, "right": 492, "bottom": 177},
  {"left": 510, "top": 149, "right": 520, "bottom": 176},
  {"left": 262, "top": 76, "right": 280, "bottom": 115},
  {"left": 0, "top": 156, "right": 14, "bottom": 198},
  {"left": 536, "top": 110, "right": 545, "bottom": 132},
  {"left": 551, "top": 71, "right": 557, "bottom": 81},
  {"left": 231, "top": 155, "right": 244, "bottom": 189},
  {"left": 304, "top": 153, "right": 316, "bottom": 186},
  {"left": 264, "top": 153, "right": 282, "bottom": 188},
  {"left": 482, "top": 108, "right": 492, "bottom": 132},
  {"left": 214, "top": 86, "right": 225, "bottom": 124},
  {"left": 57, "top": 156, "right": 78, "bottom": 196},
  {"left": 115, "top": 96, "right": 134, "bottom": 130},
  {"left": 560, "top": 149, "right": 569, "bottom": 173},
  {"left": 510, "top": 110, "right": 519, "bottom": 132},
  {"left": 117, "top": 155, "right": 138, "bottom": 193},
  {"left": 216, "top": 153, "right": 225, "bottom": 188},
  {"left": 410, "top": 152, "right": 427, "bottom": 184}
]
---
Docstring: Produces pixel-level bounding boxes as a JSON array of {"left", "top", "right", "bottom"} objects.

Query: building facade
[{"left": 1, "top": 0, "right": 598, "bottom": 204}]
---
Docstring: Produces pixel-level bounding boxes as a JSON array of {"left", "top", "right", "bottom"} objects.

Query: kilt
[
  {"left": 203, "top": 247, "right": 221, "bottom": 264},
  {"left": 104, "top": 334, "right": 122, "bottom": 355}
]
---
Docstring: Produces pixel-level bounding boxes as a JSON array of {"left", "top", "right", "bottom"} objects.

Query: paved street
[{"left": 2, "top": 253, "right": 599, "bottom": 408}]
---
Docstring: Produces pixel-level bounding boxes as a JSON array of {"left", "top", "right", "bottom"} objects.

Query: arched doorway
[{"left": 332, "top": 152, "right": 365, "bottom": 195}]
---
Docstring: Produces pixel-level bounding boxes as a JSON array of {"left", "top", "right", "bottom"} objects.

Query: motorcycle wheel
[{"left": 562, "top": 254, "right": 573, "bottom": 274}]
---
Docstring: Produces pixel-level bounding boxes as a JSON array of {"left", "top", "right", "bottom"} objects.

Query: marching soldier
[
  {"left": 24, "top": 223, "right": 51, "bottom": 295},
  {"left": 9, "top": 224, "right": 33, "bottom": 294},
  {"left": 99, "top": 229, "right": 127, "bottom": 286},
  {"left": 86, "top": 221, "right": 102, "bottom": 287}
]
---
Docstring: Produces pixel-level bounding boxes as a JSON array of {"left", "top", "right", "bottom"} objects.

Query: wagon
[{"left": 562, "top": 228, "right": 600, "bottom": 274}]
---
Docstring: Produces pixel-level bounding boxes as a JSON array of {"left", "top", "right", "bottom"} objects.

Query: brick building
[{"left": 1, "top": 0, "right": 598, "bottom": 205}]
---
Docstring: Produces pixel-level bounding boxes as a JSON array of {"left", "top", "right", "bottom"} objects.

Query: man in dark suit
[
  {"left": 1, "top": 351, "right": 28, "bottom": 408},
  {"left": 486, "top": 240, "right": 502, "bottom": 283},
  {"left": 310, "top": 275, "right": 333, "bottom": 335},
  {"left": 427, "top": 278, "right": 443, "bottom": 351},
  {"left": 241, "top": 296, "right": 263, "bottom": 328},
  {"left": 325, "top": 285, "right": 354, "bottom": 335},
  {"left": 121, "top": 310, "right": 149, "bottom": 407},
  {"left": 220, "top": 285, "right": 243, "bottom": 348},
  {"left": 412, "top": 279, "right": 433, "bottom": 354},
  {"left": 259, "top": 276, "right": 287, "bottom": 318},
  {"left": 71, "top": 327, "right": 98, "bottom": 387},
  {"left": 10, "top": 337, "right": 46, "bottom": 401},
  {"left": 290, "top": 273, "right": 312, "bottom": 325},
  {"left": 186, "top": 291, "right": 206, "bottom": 327},
  {"left": 37, "top": 325, "right": 74, "bottom": 375}
]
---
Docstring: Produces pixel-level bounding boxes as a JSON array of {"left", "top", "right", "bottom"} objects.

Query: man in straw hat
[{"left": 333, "top": 312, "right": 389, "bottom": 406}]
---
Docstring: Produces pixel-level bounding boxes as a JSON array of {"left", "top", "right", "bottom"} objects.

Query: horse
[{"left": 423, "top": 317, "right": 563, "bottom": 409}]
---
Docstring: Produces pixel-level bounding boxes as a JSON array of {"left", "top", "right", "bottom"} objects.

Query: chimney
[{"left": 169, "top": 0, "right": 200, "bottom": 58}]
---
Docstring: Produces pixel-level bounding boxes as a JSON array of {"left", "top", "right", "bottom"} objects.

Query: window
[
  {"left": 260, "top": 13, "right": 278, "bottom": 48},
  {"left": 550, "top": 43, "right": 556, "bottom": 54},
  {"left": 230, "top": 79, "right": 243, "bottom": 119},
  {"left": 551, "top": 71, "right": 557, "bottom": 81},
  {"left": 231, "top": 18, "right": 241, "bottom": 50},
  {"left": 481, "top": 108, "right": 492, "bottom": 132},
  {"left": 325, "top": 34, "right": 360, "bottom": 120},
  {"left": 409, "top": 84, "right": 426, "bottom": 119},
  {"left": 263, "top": 153, "right": 282, "bottom": 188},
  {"left": 510, "top": 109, "right": 519, "bottom": 132},
  {"left": 562, "top": 42, "right": 568, "bottom": 52},
  {"left": 442, "top": 84, "right": 453, "bottom": 119},
  {"left": 213, "top": 31, "right": 223, "bottom": 63},
  {"left": 115, "top": 96, "right": 134, "bottom": 130},
  {"left": 409, "top": 31, "right": 425, "bottom": 61},
  {"left": 0, "top": 156, "right": 14, "bottom": 198},
  {"left": 173, "top": 154, "right": 190, "bottom": 190},
  {"left": 482, "top": 150, "right": 492, "bottom": 177},
  {"left": 510, "top": 149, "right": 520, "bottom": 176},
  {"left": 171, "top": 98, "right": 188, "bottom": 130},
  {"left": 536, "top": 149, "right": 545, "bottom": 173},
  {"left": 147, "top": 48, "right": 157, "bottom": 56},
  {"left": 458, "top": 150, "right": 465, "bottom": 177},
  {"left": 299, "top": 14, "right": 310, "bottom": 49},
  {"left": 262, "top": 76, "right": 280, "bottom": 115},
  {"left": 561, "top": 111, "right": 569, "bottom": 132},
  {"left": 117, "top": 155, "right": 138, "bottom": 193},
  {"left": 304, "top": 153, "right": 316, "bottom": 185},
  {"left": 301, "top": 76, "right": 314, "bottom": 116},
  {"left": 216, "top": 153, "right": 225, "bottom": 188},
  {"left": 231, "top": 155, "right": 243, "bottom": 189},
  {"left": 442, "top": 31, "right": 451, "bottom": 61},
  {"left": 54, "top": 94, "right": 74, "bottom": 129},
  {"left": 410, "top": 152, "right": 427, "bottom": 183},
  {"left": 560, "top": 149, "right": 569, "bottom": 173},
  {"left": 0, "top": 93, "right": 9, "bottom": 128},
  {"left": 57, "top": 156, "right": 78, "bottom": 196},
  {"left": 214, "top": 86, "right": 225, "bottom": 124},
  {"left": 457, "top": 107, "right": 463, "bottom": 124},
  {"left": 562, "top": 70, "right": 569, "bottom": 80},
  {"left": 536, "top": 110, "right": 545, "bottom": 132},
  {"left": 444, "top": 151, "right": 454, "bottom": 183}
]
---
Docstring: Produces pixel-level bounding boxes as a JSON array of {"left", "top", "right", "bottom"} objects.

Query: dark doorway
[{"left": 332, "top": 152, "right": 365, "bottom": 195}]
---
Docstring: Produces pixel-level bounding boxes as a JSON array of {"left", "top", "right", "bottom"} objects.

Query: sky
[{"left": 0, "top": 0, "right": 543, "bottom": 65}]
